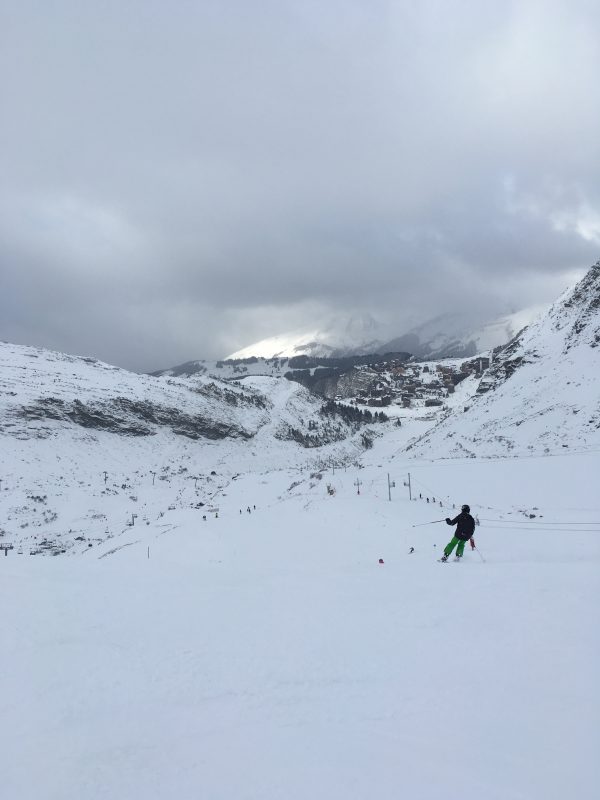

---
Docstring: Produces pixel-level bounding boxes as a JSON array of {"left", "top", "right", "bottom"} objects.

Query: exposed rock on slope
[
  {"left": 0, "top": 344, "right": 271, "bottom": 441},
  {"left": 14, "top": 396, "right": 253, "bottom": 440}
]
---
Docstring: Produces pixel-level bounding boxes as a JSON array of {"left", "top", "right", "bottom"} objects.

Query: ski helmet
[{"left": 461, "top": 504, "right": 470, "bottom": 513}]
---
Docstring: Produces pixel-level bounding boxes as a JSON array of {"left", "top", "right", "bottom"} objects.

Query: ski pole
[
  {"left": 474, "top": 546, "right": 486, "bottom": 563},
  {"left": 411, "top": 519, "right": 446, "bottom": 528}
]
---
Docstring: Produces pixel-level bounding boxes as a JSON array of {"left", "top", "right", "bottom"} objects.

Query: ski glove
[
  {"left": 445, "top": 518, "right": 451, "bottom": 524},
  {"left": 470, "top": 537, "right": 476, "bottom": 549}
]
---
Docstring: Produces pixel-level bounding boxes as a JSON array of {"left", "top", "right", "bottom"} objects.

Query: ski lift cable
[
  {"left": 405, "top": 472, "right": 486, "bottom": 516},
  {"left": 482, "top": 524, "right": 600, "bottom": 533},
  {"left": 400, "top": 473, "right": 598, "bottom": 522},
  {"left": 407, "top": 475, "right": 455, "bottom": 507},
  {"left": 479, "top": 518, "right": 600, "bottom": 525},
  {"left": 392, "top": 445, "right": 600, "bottom": 467}
]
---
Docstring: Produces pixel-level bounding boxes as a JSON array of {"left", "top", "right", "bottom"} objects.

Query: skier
[{"left": 440, "top": 504, "right": 475, "bottom": 561}]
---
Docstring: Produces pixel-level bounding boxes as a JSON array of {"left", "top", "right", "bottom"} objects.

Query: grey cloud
[{"left": 1, "top": 0, "right": 599, "bottom": 369}]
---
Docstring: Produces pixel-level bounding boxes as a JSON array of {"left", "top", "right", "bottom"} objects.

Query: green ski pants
[{"left": 444, "top": 536, "right": 466, "bottom": 558}]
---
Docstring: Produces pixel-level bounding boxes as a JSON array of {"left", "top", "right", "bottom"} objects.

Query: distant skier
[{"left": 440, "top": 504, "right": 476, "bottom": 561}]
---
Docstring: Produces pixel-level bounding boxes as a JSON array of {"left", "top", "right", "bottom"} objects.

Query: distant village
[
  {"left": 210, "top": 351, "right": 496, "bottom": 409},
  {"left": 348, "top": 355, "right": 492, "bottom": 408}
]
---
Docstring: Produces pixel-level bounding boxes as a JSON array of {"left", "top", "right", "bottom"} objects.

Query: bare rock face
[
  {"left": 558, "top": 260, "right": 600, "bottom": 350},
  {"left": 12, "top": 397, "right": 252, "bottom": 440}
]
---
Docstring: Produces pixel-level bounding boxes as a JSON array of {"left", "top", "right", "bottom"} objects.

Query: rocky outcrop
[
  {"left": 558, "top": 260, "right": 600, "bottom": 350},
  {"left": 10, "top": 396, "right": 253, "bottom": 440}
]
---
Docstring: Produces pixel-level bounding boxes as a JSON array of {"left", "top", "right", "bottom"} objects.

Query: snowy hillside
[
  {"left": 0, "top": 342, "right": 272, "bottom": 441},
  {"left": 151, "top": 355, "right": 293, "bottom": 380},
  {"left": 0, "top": 342, "right": 378, "bottom": 555},
  {"left": 408, "top": 262, "right": 600, "bottom": 458},
  {"left": 0, "top": 342, "right": 381, "bottom": 448}
]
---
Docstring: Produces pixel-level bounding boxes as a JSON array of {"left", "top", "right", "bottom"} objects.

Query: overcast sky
[{"left": 1, "top": 0, "right": 599, "bottom": 371}]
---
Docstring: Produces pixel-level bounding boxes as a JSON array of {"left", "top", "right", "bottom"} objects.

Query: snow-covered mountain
[
  {"left": 0, "top": 342, "right": 273, "bottom": 441},
  {"left": 225, "top": 307, "right": 544, "bottom": 361},
  {"left": 0, "top": 342, "right": 379, "bottom": 454},
  {"left": 408, "top": 261, "right": 600, "bottom": 458},
  {"left": 226, "top": 314, "right": 388, "bottom": 359},
  {"left": 380, "top": 306, "right": 546, "bottom": 360}
]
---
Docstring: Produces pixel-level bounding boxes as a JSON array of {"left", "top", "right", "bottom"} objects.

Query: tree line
[{"left": 320, "top": 399, "right": 388, "bottom": 424}]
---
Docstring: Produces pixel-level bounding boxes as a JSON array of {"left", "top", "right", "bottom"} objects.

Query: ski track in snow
[{"left": 2, "top": 444, "right": 599, "bottom": 799}]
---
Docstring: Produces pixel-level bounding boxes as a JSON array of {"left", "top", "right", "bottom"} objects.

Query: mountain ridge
[{"left": 224, "top": 307, "right": 546, "bottom": 362}]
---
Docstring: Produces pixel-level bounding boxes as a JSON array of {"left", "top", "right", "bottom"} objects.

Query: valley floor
[{"left": 2, "top": 448, "right": 599, "bottom": 799}]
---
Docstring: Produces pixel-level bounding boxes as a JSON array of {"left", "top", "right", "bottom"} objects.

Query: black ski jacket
[{"left": 446, "top": 511, "right": 475, "bottom": 541}]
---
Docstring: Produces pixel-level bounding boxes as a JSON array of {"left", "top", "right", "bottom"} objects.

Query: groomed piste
[{"left": 3, "top": 443, "right": 599, "bottom": 799}]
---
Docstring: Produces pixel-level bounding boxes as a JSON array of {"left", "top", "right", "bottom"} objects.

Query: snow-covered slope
[
  {"left": 0, "top": 343, "right": 376, "bottom": 554},
  {"left": 0, "top": 342, "right": 273, "bottom": 441},
  {"left": 152, "top": 356, "right": 294, "bottom": 380},
  {"left": 408, "top": 262, "right": 600, "bottom": 458},
  {"left": 3, "top": 438, "right": 599, "bottom": 799},
  {"left": 0, "top": 342, "right": 376, "bottom": 447}
]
